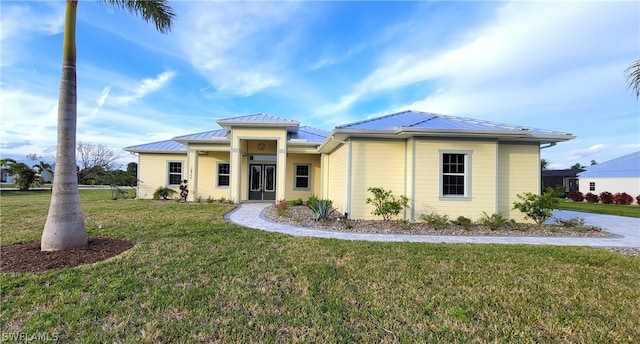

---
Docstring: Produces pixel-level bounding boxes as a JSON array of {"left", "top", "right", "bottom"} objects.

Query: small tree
[
  {"left": 513, "top": 188, "right": 560, "bottom": 225},
  {"left": 365, "top": 187, "right": 409, "bottom": 221},
  {"left": 8, "top": 163, "right": 38, "bottom": 191}
]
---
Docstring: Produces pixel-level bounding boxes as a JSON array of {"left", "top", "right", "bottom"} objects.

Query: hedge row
[{"left": 568, "top": 190, "right": 639, "bottom": 205}]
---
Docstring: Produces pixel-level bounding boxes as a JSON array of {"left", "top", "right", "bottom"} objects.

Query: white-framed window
[
  {"left": 218, "top": 163, "right": 230, "bottom": 187},
  {"left": 440, "top": 151, "right": 471, "bottom": 198},
  {"left": 168, "top": 162, "right": 182, "bottom": 185},
  {"left": 294, "top": 164, "right": 310, "bottom": 190}
]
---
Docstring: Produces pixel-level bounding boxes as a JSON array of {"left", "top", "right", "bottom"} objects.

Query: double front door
[{"left": 249, "top": 164, "right": 276, "bottom": 200}]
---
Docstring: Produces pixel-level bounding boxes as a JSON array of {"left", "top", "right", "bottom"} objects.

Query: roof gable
[{"left": 579, "top": 151, "right": 640, "bottom": 178}]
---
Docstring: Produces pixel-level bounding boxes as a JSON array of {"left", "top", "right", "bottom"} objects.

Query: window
[
  {"left": 218, "top": 163, "right": 230, "bottom": 187},
  {"left": 441, "top": 152, "right": 470, "bottom": 197},
  {"left": 168, "top": 162, "right": 182, "bottom": 185},
  {"left": 589, "top": 182, "right": 595, "bottom": 191},
  {"left": 294, "top": 164, "right": 310, "bottom": 189}
]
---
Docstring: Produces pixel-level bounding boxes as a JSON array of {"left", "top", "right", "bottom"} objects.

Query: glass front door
[{"left": 248, "top": 164, "right": 276, "bottom": 200}]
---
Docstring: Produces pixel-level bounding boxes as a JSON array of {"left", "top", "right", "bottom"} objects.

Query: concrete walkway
[{"left": 225, "top": 203, "right": 640, "bottom": 248}]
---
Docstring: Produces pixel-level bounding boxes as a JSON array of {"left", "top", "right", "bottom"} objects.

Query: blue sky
[{"left": 1, "top": 1, "right": 638, "bottom": 169}]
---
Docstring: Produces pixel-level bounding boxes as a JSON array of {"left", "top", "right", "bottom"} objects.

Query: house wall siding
[
  {"left": 350, "top": 139, "right": 406, "bottom": 220},
  {"left": 285, "top": 153, "right": 322, "bottom": 201},
  {"left": 196, "top": 151, "right": 231, "bottom": 200},
  {"left": 138, "top": 153, "right": 186, "bottom": 199},
  {"left": 497, "top": 143, "right": 540, "bottom": 222},
  {"left": 579, "top": 177, "right": 640, "bottom": 196},
  {"left": 326, "top": 144, "right": 347, "bottom": 214},
  {"left": 413, "top": 139, "right": 497, "bottom": 221}
]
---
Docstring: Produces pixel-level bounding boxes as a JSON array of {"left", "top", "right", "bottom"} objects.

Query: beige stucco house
[{"left": 125, "top": 110, "right": 575, "bottom": 222}]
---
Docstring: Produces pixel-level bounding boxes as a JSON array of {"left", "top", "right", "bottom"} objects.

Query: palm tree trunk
[{"left": 41, "top": 0, "right": 87, "bottom": 251}]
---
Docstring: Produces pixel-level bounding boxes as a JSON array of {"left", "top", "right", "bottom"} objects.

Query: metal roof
[
  {"left": 173, "top": 129, "right": 228, "bottom": 141},
  {"left": 337, "top": 110, "right": 571, "bottom": 136},
  {"left": 124, "top": 139, "right": 187, "bottom": 153},
  {"left": 289, "top": 126, "right": 329, "bottom": 143},
  {"left": 579, "top": 151, "right": 640, "bottom": 178}
]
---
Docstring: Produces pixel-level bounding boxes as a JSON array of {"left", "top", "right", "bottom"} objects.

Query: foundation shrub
[
  {"left": 419, "top": 212, "right": 449, "bottom": 230},
  {"left": 365, "top": 187, "right": 410, "bottom": 221},
  {"left": 450, "top": 216, "right": 473, "bottom": 230},
  {"left": 568, "top": 190, "right": 584, "bottom": 202},
  {"left": 275, "top": 199, "right": 288, "bottom": 216},
  {"left": 477, "top": 212, "right": 512, "bottom": 230},
  {"left": 512, "top": 188, "right": 560, "bottom": 225},
  {"left": 599, "top": 191, "right": 614, "bottom": 204},
  {"left": 613, "top": 192, "right": 633, "bottom": 205},
  {"left": 585, "top": 192, "right": 600, "bottom": 203}
]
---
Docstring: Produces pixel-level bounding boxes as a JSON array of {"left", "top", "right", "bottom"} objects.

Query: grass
[
  {"left": 558, "top": 199, "right": 640, "bottom": 218},
  {"left": 1, "top": 190, "right": 639, "bottom": 342}
]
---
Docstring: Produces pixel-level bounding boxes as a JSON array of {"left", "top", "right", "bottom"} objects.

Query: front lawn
[
  {"left": 1, "top": 190, "right": 639, "bottom": 342},
  {"left": 558, "top": 199, "right": 640, "bottom": 218}
]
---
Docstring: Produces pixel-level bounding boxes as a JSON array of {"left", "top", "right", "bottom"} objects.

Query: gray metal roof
[
  {"left": 289, "top": 126, "right": 329, "bottom": 143},
  {"left": 579, "top": 151, "right": 640, "bottom": 178},
  {"left": 173, "top": 129, "right": 228, "bottom": 141},
  {"left": 217, "top": 113, "right": 299, "bottom": 125},
  {"left": 337, "top": 110, "right": 571, "bottom": 136},
  {"left": 124, "top": 139, "right": 187, "bottom": 153}
]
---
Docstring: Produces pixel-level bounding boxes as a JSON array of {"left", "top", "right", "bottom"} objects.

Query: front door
[{"left": 249, "top": 164, "right": 276, "bottom": 200}]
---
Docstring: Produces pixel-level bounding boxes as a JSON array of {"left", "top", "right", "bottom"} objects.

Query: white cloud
[
  {"left": 115, "top": 71, "right": 176, "bottom": 104},
  {"left": 320, "top": 1, "right": 638, "bottom": 118},
  {"left": 565, "top": 144, "right": 608, "bottom": 161},
  {"left": 177, "top": 1, "right": 307, "bottom": 97},
  {"left": 96, "top": 86, "right": 111, "bottom": 107}
]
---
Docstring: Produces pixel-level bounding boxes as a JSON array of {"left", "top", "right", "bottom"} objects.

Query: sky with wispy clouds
[{"left": 1, "top": 1, "right": 638, "bottom": 169}]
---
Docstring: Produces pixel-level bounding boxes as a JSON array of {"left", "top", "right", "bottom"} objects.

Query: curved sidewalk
[{"left": 225, "top": 203, "right": 640, "bottom": 248}]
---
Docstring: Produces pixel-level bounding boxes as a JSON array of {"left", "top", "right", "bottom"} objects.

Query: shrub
[
  {"left": 153, "top": 186, "right": 176, "bottom": 200},
  {"left": 555, "top": 217, "right": 585, "bottom": 227},
  {"left": 512, "top": 189, "right": 559, "bottom": 225},
  {"left": 307, "top": 198, "right": 335, "bottom": 221},
  {"left": 568, "top": 190, "right": 584, "bottom": 202},
  {"left": 614, "top": 192, "right": 633, "bottom": 205},
  {"left": 288, "top": 198, "right": 303, "bottom": 206},
  {"left": 637, "top": 195, "right": 640, "bottom": 205},
  {"left": 306, "top": 194, "right": 319, "bottom": 208},
  {"left": 450, "top": 216, "right": 473, "bottom": 230},
  {"left": 365, "top": 187, "right": 410, "bottom": 221},
  {"left": 419, "top": 212, "right": 449, "bottom": 230},
  {"left": 599, "top": 191, "right": 614, "bottom": 204},
  {"left": 477, "top": 212, "right": 511, "bottom": 230},
  {"left": 585, "top": 192, "right": 599, "bottom": 203},
  {"left": 275, "top": 199, "right": 288, "bottom": 216}
]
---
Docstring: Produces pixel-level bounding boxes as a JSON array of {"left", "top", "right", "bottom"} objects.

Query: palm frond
[
  {"left": 103, "top": 0, "right": 175, "bottom": 34},
  {"left": 625, "top": 59, "right": 640, "bottom": 99}
]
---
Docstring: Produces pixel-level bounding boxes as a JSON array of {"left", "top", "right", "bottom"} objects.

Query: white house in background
[{"left": 578, "top": 151, "right": 640, "bottom": 196}]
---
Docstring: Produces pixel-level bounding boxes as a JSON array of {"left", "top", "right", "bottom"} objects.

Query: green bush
[
  {"left": 365, "top": 187, "right": 410, "bottom": 221},
  {"left": 275, "top": 199, "right": 288, "bottom": 216},
  {"left": 555, "top": 217, "right": 585, "bottom": 228},
  {"left": 153, "top": 186, "right": 177, "bottom": 200},
  {"left": 512, "top": 189, "right": 560, "bottom": 225},
  {"left": 288, "top": 198, "right": 303, "bottom": 206},
  {"left": 419, "top": 212, "right": 449, "bottom": 230},
  {"left": 451, "top": 216, "right": 473, "bottom": 230},
  {"left": 477, "top": 212, "right": 511, "bottom": 230},
  {"left": 307, "top": 198, "right": 335, "bottom": 221}
]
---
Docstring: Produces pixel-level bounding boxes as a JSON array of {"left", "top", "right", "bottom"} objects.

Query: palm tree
[
  {"left": 627, "top": 59, "right": 640, "bottom": 99},
  {"left": 41, "top": 0, "right": 175, "bottom": 251}
]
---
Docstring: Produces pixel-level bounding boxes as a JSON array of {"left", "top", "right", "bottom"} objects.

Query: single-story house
[
  {"left": 578, "top": 151, "right": 640, "bottom": 196},
  {"left": 124, "top": 110, "right": 575, "bottom": 222},
  {"left": 541, "top": 168, "right": 584, "bottom": 194}
]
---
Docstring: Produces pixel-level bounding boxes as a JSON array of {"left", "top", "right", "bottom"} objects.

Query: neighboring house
[
  {"left": 125, "top": 110, "right": 575, "bottom": 222},
  {"left": 1, "top": 168, "right": 15, "bottom": 184},
  {"left": 578, "top": 151, "right": 640, "bottom": 196},
  {"left": 541, "top": 168, "right": 584, "bottom": 194}
]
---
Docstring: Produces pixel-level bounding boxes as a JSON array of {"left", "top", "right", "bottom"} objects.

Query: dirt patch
[{"left": 1, "top": 238, "right": 133, "bottom": 273}]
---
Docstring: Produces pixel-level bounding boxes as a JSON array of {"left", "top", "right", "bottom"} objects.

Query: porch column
[
  {"left": 230, "top": 137, "right": 242, "bottom": 203},
  {"left": 276, "top": 138, "right": 287, "bottom": 202},
  {"left": 186, "top": 149, "right": 198, "bottom": 202}
]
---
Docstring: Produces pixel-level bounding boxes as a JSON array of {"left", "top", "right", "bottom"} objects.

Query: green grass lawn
[
  {"left": 2, "top": 190, "right": 639, "bottom": 342},
  {"left": 558, "top": 199, "right": 640, "bottom": 218}
]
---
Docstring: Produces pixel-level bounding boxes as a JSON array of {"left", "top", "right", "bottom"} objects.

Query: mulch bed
[{"left": 1, "top": 238, "right": 133, "bottom": 273}]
